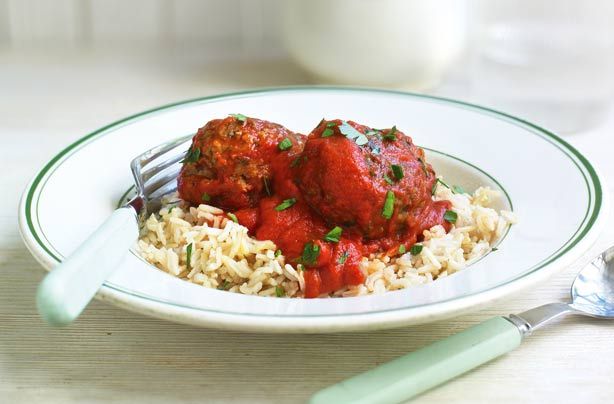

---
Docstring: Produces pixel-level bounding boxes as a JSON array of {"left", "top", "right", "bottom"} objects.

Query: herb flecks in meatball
[
  {"left": 178, "top": 115, "right": 303, "bottom": 210},
  {"left": 294, "top": 119, "right": 439, "bottom": 240}
]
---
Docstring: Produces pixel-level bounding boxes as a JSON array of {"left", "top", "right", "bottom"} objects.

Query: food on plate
[
  {"left": 137, "top": 115, "right": 516, "bottom": 298},
  {"left": 177, "top": 114, "right": 303, "bottom": 210},
  {"left": 295, "top": 119, "right": 450, "bottom": 240}
]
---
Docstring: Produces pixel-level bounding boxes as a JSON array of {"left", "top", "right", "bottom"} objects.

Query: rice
[{"left": 135, "top": 182, "right": 516, "bottom": 298}]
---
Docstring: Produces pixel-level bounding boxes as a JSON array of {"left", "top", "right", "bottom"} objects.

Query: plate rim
[{"left": 18, "top": 86, "right": 609, "bottom": 332}]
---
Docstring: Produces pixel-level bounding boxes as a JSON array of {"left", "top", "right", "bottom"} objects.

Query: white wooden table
[{"left": 2, "top": 50, "right": 613, "bottom": 403}]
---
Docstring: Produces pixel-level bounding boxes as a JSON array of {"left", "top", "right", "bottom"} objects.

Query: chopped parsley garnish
[
  {"left": 322, "top": 128, "right": 334, "bottom": 138},
  {"left": 337, "top": 251, "right": 349, "bottom": 264},
  {"left": 443, "top": 210, "right": 458, "bottom": 223},
  {"left": 263, "top": 177, "right": 272, "bottom": 196},
  {"left": 382, "top": 191, "right": 395, "bottom": 219},
  {"left": 452, "top": 185, "right": 466, "bottom": 194},
  {"left": 326, "top": 122, "right": 337, "bottom": 128},
  {"left": 383, "top": 126, "right": 397, "bottom": 141},
  {"left": 274, "top": 249, "right": 282, "bottom": 257},
  {"left": 391, "top": 164, "right": 404, "bottom": 181},
  {"left": 491, "top": 247, "right": 498, "bottom": 252},
  {"left": 339, "top": 121, "right": 369, "bottom": 146},
  {"left": 437, "top": 178, "right": 451, "bottom": 189},
  {"left": 186, "top": 243, "right": 193, "bottom": 270},
  {"left": 323, "top": 226, "right": 343, "bottom": 243},
  {"left": 339, "top": 121, "right": 362, "bottom": 139},
  {"left": 217, "top": 280, "right": 231, "bottom": 290},
  {"left": 278, "top": 138, "right": 293, "bottom": 151},
  {"left": 355, "top": 134, "right": 369, "bottom": 145},
  {"left": 227, "top": 212, "right": 238, "bottom": 223},
  {"left": 275, "top": 198, "right": 296, "bottom": 211},
  {"left": 300, "top": 242, "right": 321, "bottom": 266},
  {"left": 229, "top": 113, "right": 247, "bottom": 122},
  {"left": 432, "top": 178, "right": 465, "bottom": 195},
  {"left": 418, "top": 158, "right": 429, "bottom": 177},
  {"left": 202, "top": 192, "right": 211, "bottom": 202},
  {"left": 410, "top": 244, "right": 423, "bottom": 255},
  {"left": 384, "top": 175, "right": 394, "bottom": 185},
  {"left": 182, "top": 147, "right": 201, "bottom": 163},
  {"left": 432, "top": 178, "right": 450, "bottom": 195},
  {"left": 275, "top": 286, "right": 285, "bottom": 297},
  {"left": 398, "top": 245, "right": 406, "bottom": 254}
]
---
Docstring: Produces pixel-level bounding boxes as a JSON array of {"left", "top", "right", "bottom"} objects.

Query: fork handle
[
  {"left": 36, "top": 207, "right": 139, "bottom": 326},
  {"left": 309, "top": 317, "right": 522, "bottom": 404}
]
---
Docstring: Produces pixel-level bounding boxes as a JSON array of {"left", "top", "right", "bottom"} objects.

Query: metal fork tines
[{"left": 127, "top": 134, "right": 193, "bottom": 216}]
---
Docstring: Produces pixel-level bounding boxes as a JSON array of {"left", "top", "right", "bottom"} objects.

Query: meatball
[
  {"left": 294, "top": 119, "right": 437, "bottom": 239},
  {"left": 178, "top": 115, "right": 303, "bottom": 210}
]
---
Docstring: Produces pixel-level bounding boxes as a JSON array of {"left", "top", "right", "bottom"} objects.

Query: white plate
[{"left": 19, "top": 87, "right": 608, "bottom": 333}]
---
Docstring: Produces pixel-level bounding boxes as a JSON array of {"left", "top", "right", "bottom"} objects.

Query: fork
[{"left": 36, "top": 134, "right": 193, "bottom": 326}]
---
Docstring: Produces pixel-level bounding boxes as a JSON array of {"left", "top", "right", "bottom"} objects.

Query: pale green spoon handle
[
  {"left": 310, "top": 317, "right": 522, "bottom": 404},
  {"left": 36, "top": 207, "right": 139, "bottom": 326}
]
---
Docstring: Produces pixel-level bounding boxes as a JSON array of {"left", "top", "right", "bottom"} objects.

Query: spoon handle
[
  {"left": 310, "top": 317, "right": 522, "bottom": 404},
  {"left": 36, "top": 207, "right": 139, "bottom": 326}
]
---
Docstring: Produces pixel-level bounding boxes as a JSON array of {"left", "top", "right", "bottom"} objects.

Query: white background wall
[{"left": 0, "top": 0, "right": 285, "bottom": 59}]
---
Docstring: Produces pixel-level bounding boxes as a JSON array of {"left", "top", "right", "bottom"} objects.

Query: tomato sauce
[
  {"left": 234, "top": 175, "right": 449, "bottom": 298},
  {"left": 232, "top": 128, "right": 451, "bottom": 297},
  {"left": 181, "top": 116, "right": 452, "bottom": 298}
]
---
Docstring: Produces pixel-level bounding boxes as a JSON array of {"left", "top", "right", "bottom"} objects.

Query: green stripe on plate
[{"left": 22, "top": 86, "right": 603, "bottom": 317}]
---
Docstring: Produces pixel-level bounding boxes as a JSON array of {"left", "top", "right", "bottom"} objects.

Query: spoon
[{"left": 310, "top": 246, "right": 614, "bottom": 404}]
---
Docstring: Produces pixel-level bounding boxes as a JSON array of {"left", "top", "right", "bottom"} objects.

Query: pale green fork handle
[
  {"left": 36, "top": 207, "right": 139, "bottom": 326},
  {"left": 310, "top": 317, "right": 521, "bottom": 404}
]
